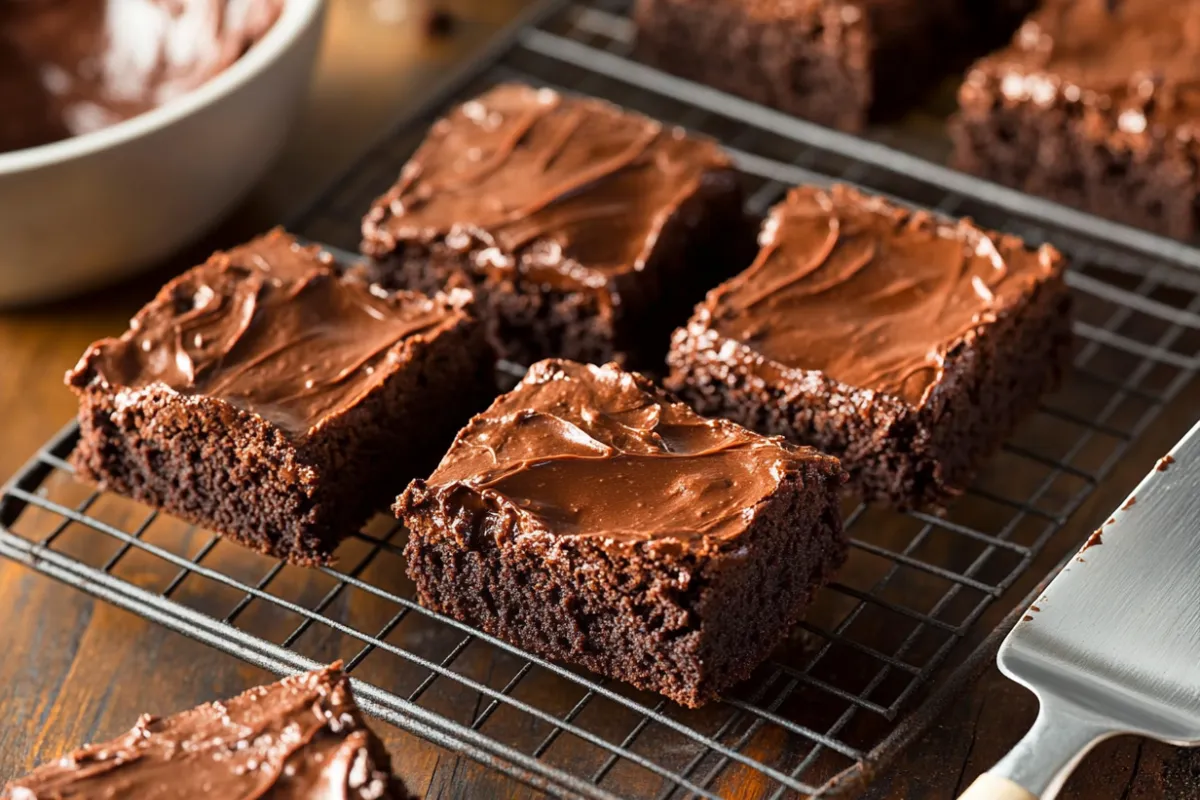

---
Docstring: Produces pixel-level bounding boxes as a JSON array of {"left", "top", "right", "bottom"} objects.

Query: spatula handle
[
  {"left": 956, "top": 697, "right": 1113, "bottom": 800},
  {"left": 959, "top": 774, "right": 1036, "bottom": 800}
]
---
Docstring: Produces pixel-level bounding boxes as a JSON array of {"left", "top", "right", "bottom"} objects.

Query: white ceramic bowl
[{"left": 0, "top": 0, "right": 326, "bottom": 306}]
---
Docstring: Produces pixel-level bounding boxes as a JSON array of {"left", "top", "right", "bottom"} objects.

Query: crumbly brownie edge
[
  {"left": 689, "top": 462, "right": 847, "bottom": 701},
  {"left": 363, "top": 250, "right": 623, "bottom": 366},
  {"left": 362, "top": 170, "right": 750, "bottom": 368},
  {"left": 665, "top": 334, "right": 929, "bottom": 507},
  {"left": 951, "top": 81, "right": 1200, "bottom": 239},
  {"left": 666, "top": 273, "right": 1073, "bottom": 509},
  {"left": 302, "top": 310, "right": 497, "bottom": 532},
  {"left": 71, "top": 313, "right": 495, "bottom": 566},
  {"left": 632, "top": 0, "right": 871, "bottom": 132},
  {"left": 919, "top": 271, "right": 1073, "bottom": 504},
  {"left": 72, "top": 386, "right": 332, "bottom": 564},
  {"left": 398, "top": 462, "right": 846, "bottom": 708}
]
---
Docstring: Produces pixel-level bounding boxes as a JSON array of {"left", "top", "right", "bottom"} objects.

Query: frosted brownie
[
  {"left": 67, "top": 229, "right": 494, "bottom": 565},
  {"left": 396, "top": 360, "right": 847, "bottom": 707},
  {"left": 667, "top": 185, "right": 1073, "bottom": 509},
  {"left": 953, "top": 0, "right": 1200, "bottom": 238},
  {"left": 2, "top": 664, "right": 407, "bottom": 799},
  {"left": 361, "top": 83, "right": 751, "bottom": 367}
]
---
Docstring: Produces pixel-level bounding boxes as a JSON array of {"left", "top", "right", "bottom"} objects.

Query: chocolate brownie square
[
  {"left": 2, "top": 664, "right": 408, "bottom": 799},
  {"left": 667, "top": 185, "right": 1073, "bottom": 509},
  {"left": 66, "top": 229, "right": 495, "bottom": 565},
  {"left": 361, "top": 83, "right": 751, "bottom": 368},
  {"left": 397, "top": 359, "right": 847, "bottom": 707},
  {"left": 952, "top": 0, "right": 1200, "bottom": 239},
  {"left": 634, "top": 0, "right": 1007, "bottom": 132}
]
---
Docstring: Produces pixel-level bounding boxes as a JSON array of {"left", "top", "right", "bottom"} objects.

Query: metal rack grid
[{"left": 3, "top": 0, "right": 1200, "bottom": 797}]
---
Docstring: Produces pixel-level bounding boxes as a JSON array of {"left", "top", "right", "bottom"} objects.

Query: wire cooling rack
[{"left": 5, "top": 1, "right": 1200, "bottom": 797}]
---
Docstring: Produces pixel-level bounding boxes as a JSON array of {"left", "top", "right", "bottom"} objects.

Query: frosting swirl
[
  {"left": 361, "top": 84, "right": 733, "bottom": 303},
  {"left": 702, "top": 185, "right": 1063, "bottom": 405},
  {"left": 401, "top": 359, "right": 843, "bottom": 548},
  {"left": 67, "top": 229, "right": 470, "bottom": 436}
]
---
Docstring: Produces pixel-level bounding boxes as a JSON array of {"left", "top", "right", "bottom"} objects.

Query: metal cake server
[{"left": 960, "top": 420, "right": 1200, "bottom": 800}]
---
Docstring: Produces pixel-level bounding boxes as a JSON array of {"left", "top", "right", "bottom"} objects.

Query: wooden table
[{"left": 1, "top": 2, "right": 1198, "bottom": 797}]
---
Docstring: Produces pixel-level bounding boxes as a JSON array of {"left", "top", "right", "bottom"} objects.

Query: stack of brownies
[{"left": 64, "top": 82, "right": 1072, "bottom": 711}]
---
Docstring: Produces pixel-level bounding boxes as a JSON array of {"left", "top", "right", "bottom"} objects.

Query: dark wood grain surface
[{"left": 3, "top": 2, "right": 1200, "bottom": 798}]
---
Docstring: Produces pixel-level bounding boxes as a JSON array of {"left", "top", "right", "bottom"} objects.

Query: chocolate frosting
[
  {"left": 67, "top": 228, "right": 470, "bottom": 437},
  {"left": 400, "top": 359, "right": 841, "bottom": 549},
  {"left": 701, "top": 185, "right": 1063, "bottom": 405},
  {"left": 961, "top": 0, "right": 1200, "bottom": 142},
  {"left": 0, "top": 0, "right": 283, "bottom": 154},
  {"left": 2, "top": 665, "right": 400, "bottom": 800},
  {"left": 361, "top": 83, "right": 733, "bottom": 304}
]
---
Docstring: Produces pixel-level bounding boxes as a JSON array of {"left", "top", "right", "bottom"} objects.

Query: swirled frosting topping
[
  {"left": 412, "top": 359, "right": 841, "bottom": 546},
  {"left": 67, "top": 229, "right": 469, "bottom": 436},
  {"left": 961, "top": 0, "right": 1200, "bottom": 141},
  {"left": 704, "top": 185, "right": 1063, "bottom": 405},
  {"left": 2, "top": 665, "right": 399, "bottom": 800},
  {"left": 361, "top": 83, "right": 732, "bottom": 297},
  {"left": 0, "top": 0, "right": 284, "bottom": 154}
]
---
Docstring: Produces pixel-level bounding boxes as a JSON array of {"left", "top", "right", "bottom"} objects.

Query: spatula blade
[
  {"left": 999, "top": 420, "right": 1200, "bottom": 744},
  {"left": 960, "top": 422, "right": 1200, "bottom": 800}
]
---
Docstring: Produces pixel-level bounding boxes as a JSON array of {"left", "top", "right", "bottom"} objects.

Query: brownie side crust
[
  {"left": 2, "top": 664, "right": 408, "bottom": 799},
  {"left": 361, "top": 83, "right": 752, "bottom": 367},
  {"left": 669, "top": 274, "right": 1073, "bottom": 508},
  {"left": 633, "top": 0, "right": 1029, "bottom": 132},
  {"left": 951, "top": 0, "right": 1200, "bottom": 239},
  {"left": 633, "top": 0, "right": 873, "bottom": 131},
  {"left": 397, "top": 360, "right": 847, "bottom": 707},
  {"left": 667, "top": 185, "right": 1073, "bottom": 510},
  {"left": 67, "top": 229, "right": 495, "bottom": 565}
]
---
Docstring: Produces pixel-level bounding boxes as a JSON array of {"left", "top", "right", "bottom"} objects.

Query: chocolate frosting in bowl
[{"left": 0, "top": 0, "right": 284, "bottom": 154}]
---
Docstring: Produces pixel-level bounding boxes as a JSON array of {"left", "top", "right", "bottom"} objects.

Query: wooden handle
[{"left": 958, "top": 773, "right": 1037, "bottom": 800}]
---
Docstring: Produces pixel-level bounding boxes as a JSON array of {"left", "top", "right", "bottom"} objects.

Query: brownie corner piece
[
  {"left": 3, "top": 663, "right": 410, "bottom": 799},
  {"left": 667, "top": 184, "right": 1073, "bottom": 510},
  {"left": 950, "top": 0, "right": 1200, "bottom": 239},
  {"left": 66, "top": 228, "right": 495, "bottom": 566},
  {"left": 360, "top": 83, "right": 751, "bottom": 367},
  {"left": 396, "top": 359, "right": 847, "bottom": 707}
]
